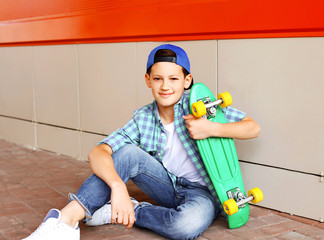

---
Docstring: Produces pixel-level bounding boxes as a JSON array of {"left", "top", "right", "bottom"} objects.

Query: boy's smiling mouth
[{"left": 159, "top": 92, "right": 174, "bottom": 97}]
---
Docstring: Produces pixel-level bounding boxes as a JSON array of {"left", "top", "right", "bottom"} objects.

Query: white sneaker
[
  {"left": 22, "top": 209, "right": 80, "bottom": 240},
  {"left": 86, "top": 197, "right": 139, "bottom": 226}
]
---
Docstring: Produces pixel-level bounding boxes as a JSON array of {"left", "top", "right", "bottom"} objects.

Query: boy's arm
[
  {"left": 88, "top": 144, "right": 135, "bottom": 229},
  {"left": 183, "top": 114, "right": 261, "bottom": 140}
]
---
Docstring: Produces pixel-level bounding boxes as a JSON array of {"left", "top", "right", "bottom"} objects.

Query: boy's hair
[{"left": 146, "top": 45, "right": 194, "bottom": 90}]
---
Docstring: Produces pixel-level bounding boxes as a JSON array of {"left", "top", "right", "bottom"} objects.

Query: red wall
[{"left": 0, "top": 0, "right": 324, "bottom": 46}]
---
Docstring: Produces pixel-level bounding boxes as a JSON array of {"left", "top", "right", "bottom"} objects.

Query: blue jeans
[{"left": 69, "top": 144, "right": 220, "bottom": 240}]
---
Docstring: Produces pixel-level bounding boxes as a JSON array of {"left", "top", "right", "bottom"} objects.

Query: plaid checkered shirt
[{"left": 99, "top": 91, "right": 246, "bottom": 213}]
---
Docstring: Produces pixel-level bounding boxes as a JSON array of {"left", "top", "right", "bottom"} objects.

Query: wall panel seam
[
  {"left": 0, "top": 114, "right": 107, "bottom": 137},
  {"left": 240, "top": 159, "right": 321, "bottom": 177}
]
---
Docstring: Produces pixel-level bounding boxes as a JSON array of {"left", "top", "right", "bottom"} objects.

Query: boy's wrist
[
  {"left": 109, "top": 179, "right": 126, "bottom": 190},
  {"left": 211, "top": 122, "right": 223, "bottom": 137}
]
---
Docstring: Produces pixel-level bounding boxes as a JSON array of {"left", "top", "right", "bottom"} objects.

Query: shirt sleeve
[
  {"left": 221, "top": 106, "right": 246, "bottom": 123},
  {"left": 98, "top": 117, "right": 140, "bottom": 153}
]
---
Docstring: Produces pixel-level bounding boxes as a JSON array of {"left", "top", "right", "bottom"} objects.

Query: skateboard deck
[{"left": 189, "top": 83, "right": 262, "bottom": 229}]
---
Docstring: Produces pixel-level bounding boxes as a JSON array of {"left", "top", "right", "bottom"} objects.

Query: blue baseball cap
[{"left": 146, "top": 44, "right": 191, "bottom": 74}]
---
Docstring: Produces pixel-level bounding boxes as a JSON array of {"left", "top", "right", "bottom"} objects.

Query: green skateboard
[{"left": 189, "top": 83, "right": 263, "bottom": 229}]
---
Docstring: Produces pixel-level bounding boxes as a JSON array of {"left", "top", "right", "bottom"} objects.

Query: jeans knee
[
  {"left": 169, "top": 198, "right": 216, "bottom": 239},
  {"left": 167, "top": 220, "right": 207, "bottom": 240},
  {"left": 167, "top": 210, "right": 214, "bottom": 239},
  {"left": 111, "top": 144, "right": 140, "bottom": 176},
  {"left": 112, "top": 144, "right": 138, "bottom": 158}
]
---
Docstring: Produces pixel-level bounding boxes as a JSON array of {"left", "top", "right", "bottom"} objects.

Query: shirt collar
[{"left": 152, "top": 91, "right": 189, "bottom": 126}]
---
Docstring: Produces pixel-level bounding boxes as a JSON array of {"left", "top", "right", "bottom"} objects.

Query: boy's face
[{"left": 145, "top": 62, "right": 192, "bottom": 110}]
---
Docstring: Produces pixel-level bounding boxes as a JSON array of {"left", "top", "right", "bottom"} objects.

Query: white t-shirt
[{"left": 162, "top": 122, "right": 206, "bottom": 186}]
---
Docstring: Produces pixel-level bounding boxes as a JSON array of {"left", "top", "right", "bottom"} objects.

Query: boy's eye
[
  {"left": 171, "top": 77, "right": 179, "bottom": 81},
  {"left": 154, "top": 77, "right": 162, "bottom": 80}
]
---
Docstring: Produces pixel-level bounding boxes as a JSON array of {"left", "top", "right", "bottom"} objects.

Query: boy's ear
[
  {"left": 184, "top": 74, "right": 193, "bottom": 89},
  {"left": 145, "top": 73, "right": 151, "bottom": 88}
]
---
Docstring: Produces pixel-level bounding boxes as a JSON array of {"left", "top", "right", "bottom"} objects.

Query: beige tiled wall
[
  {"left": 78, "top": 43, "right": 137, "bottom": 134},
  {"left": 218, "top": 38, "right": 324, "bottom": 175},
  {"left": 240, "top": 162, "right": 323, "bottom": 222},
  {"left": 0, "top": 40, "right": 217, "bottom": 159},
  {"left": 0, "top": 39, "right": 323, "bottom": 221},
  {"left": 0, "top": 46, "right": 34, "bottom": 120},
  {"left": 37, "top": 123, "right": 81, "bottom": 159},
  {"left": 218, "top": 38, "right": 324, "bottom": 222},
  {"left": 33, "top": 45, "right": 80, "bottom": 129},
  {"left": 0, "top": 117, "right": 35, "bottom": 147}
]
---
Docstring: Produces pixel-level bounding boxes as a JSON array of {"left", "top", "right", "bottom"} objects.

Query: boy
[{"left": 23, "top": 44, "right": 260, "bottom": 240}]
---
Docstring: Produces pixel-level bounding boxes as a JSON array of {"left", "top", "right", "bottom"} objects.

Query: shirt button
[
  {"left": 158, "top": 153, "right": 161, "bottom": 156},
  {"left": 161, "top": 133, "right": 165, "bottom": 137}
]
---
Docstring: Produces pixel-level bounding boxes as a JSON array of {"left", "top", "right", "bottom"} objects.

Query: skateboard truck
[
  {"left": 196, "top": 96, "right": 221, "bottom": 118},
  {"left": 227, "top": 188, "right": 251, "bottom": 208},
  {"left": 223, "top": 187, "right": 263, "bottom": 215},
  {"left": 191, "top": 92, "right": 233, "bottom": 119}
]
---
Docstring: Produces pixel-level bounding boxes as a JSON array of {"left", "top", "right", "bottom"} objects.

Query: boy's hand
[
  {"left": 110, "top": 182, "right": 136, "bottom": 229},
  {"left": 184, "top": 114, "right": 261, "bottom": 140},
  {"left": 183, "top": 114, "right": 215, "bottom": 140}
]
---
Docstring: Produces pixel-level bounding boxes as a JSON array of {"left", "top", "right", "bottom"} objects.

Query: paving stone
[
  {"left": 230, "top": 226, "right": 269, "bottom": 240},
  {"left": 249, "top": 205, "right": 273, "bottom": 219},
  {"left": 271, "top": 210, "right": 322, "bottom": 227},
  {"left": 259, "top": 220, "right": 306, "bottom": 236},
  {"left": 276, "top": 231, "right": 313, "bottom": 240},
  {"left": 314, "top": 222, "right": 324, "bottom": 230},
  {"left": 296, "top": 225, "right": 324, "bottom": 240},
  {"left": 1, "top": 139, "right": 324, "bottom": 240},
  {"left": 246, "top": 213, "right": 290, "bottom": 229}
]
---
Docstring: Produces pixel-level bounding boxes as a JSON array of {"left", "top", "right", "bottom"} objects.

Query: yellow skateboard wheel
[
  {"left": 217, "top": 92, "right": 232, "bottom": 108},
  {"left": 248, "top": 187, "right": 264, "bottom": 204},
  {"left": 191, "top": 101, "right": 207, "bottom": 118},
  {"left": 223, "top": 199, "right": 238, "bottom": 215}
]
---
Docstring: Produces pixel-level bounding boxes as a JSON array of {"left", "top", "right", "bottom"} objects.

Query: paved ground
[{"left": 0, "top": 139, "right": 323, "bottom": 240}]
